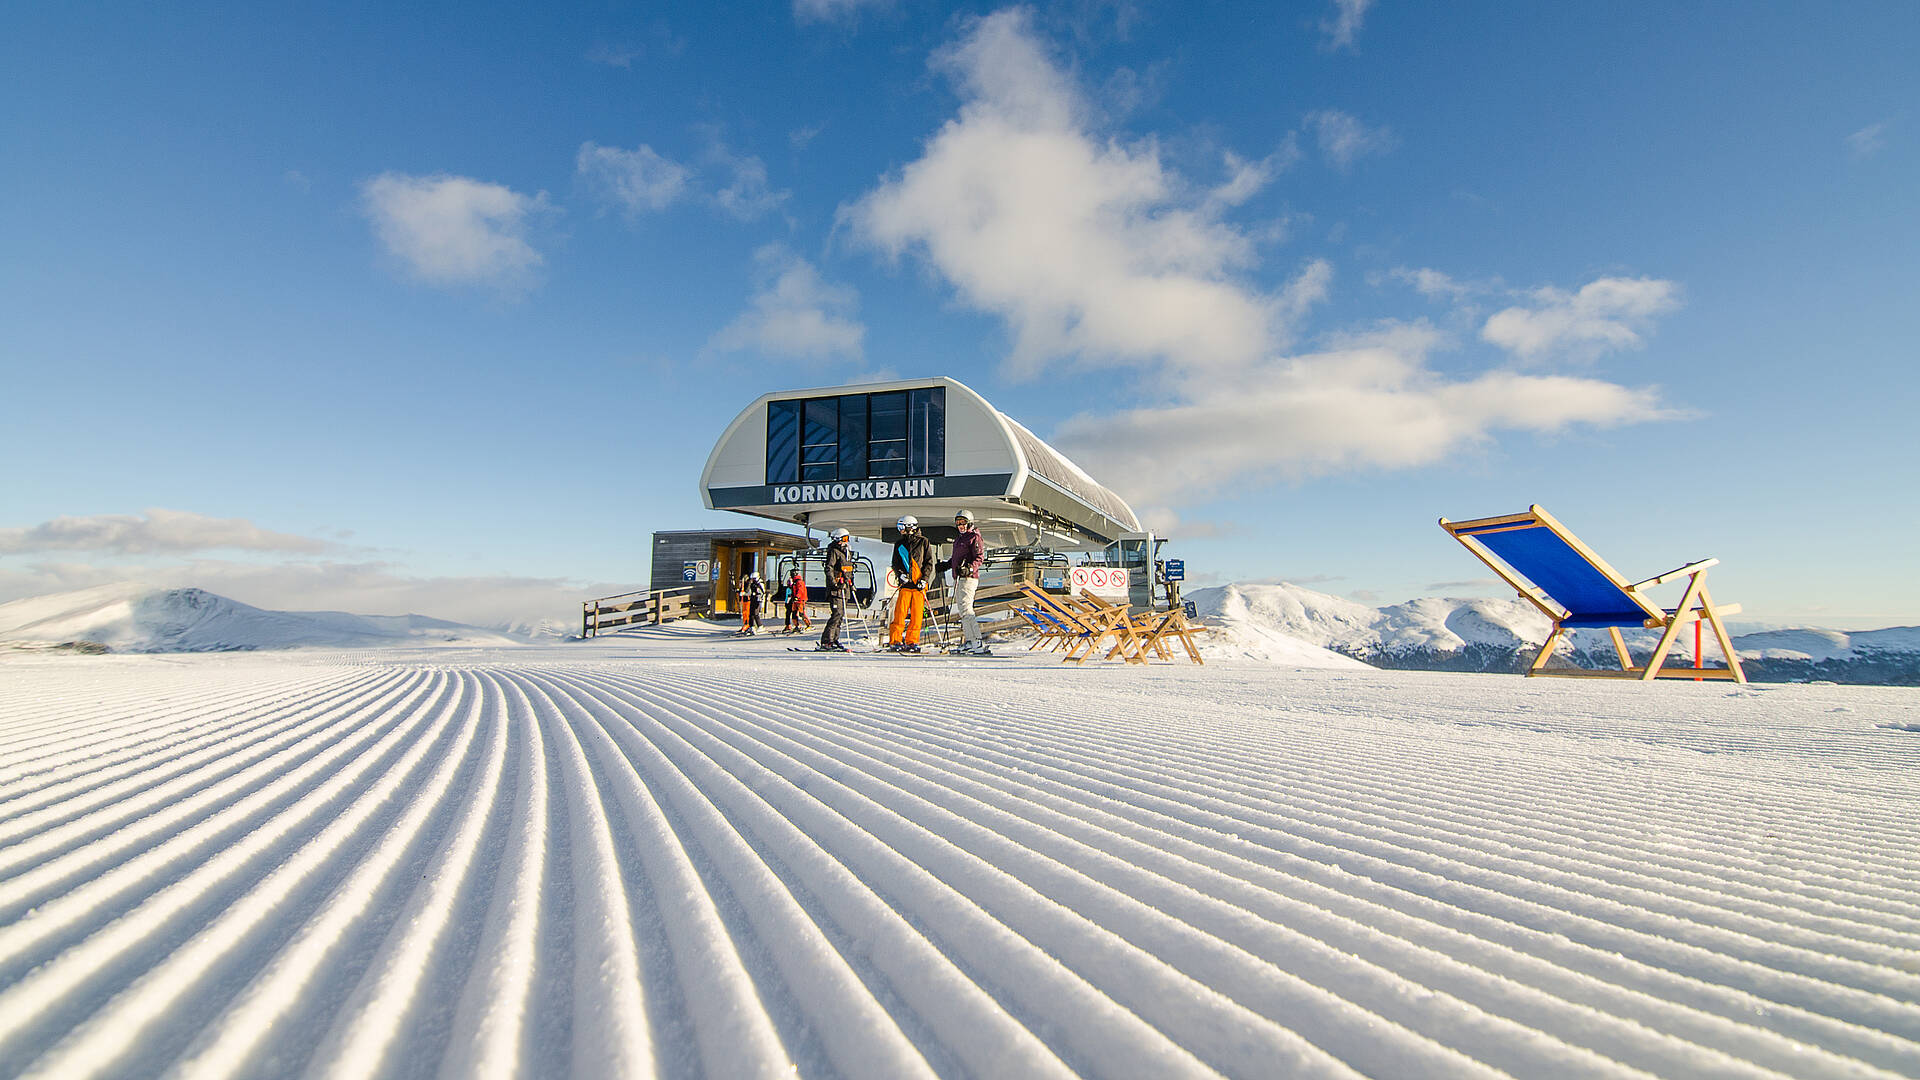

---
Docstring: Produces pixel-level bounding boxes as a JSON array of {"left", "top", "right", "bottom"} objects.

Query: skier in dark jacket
[
  {"left": 816, "top": 529, "right": 856, "bottom": 651},
  {"left": 737, "top": 571, "right": 767, "bottom": 635},
  {"left": 887, "top": 516, "right": 934, "bottom": 652}
]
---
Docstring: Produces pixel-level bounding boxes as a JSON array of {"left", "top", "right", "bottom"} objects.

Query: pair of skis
[{"left": 787, "top": 644, "right": 1000, "bottom": 658}]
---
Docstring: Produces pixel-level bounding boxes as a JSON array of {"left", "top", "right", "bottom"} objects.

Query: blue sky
[{"left": 4, "top": 1, "right": 1915, "bottom": 628}]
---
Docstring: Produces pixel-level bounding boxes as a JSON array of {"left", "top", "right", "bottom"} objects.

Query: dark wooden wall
[{"left": 651, "top": 535, "right": 720, "bottom": 608}]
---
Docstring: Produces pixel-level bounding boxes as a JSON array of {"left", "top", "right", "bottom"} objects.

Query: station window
[
  {"left": 801, "top": 397, "right": 839, "bottom": 482},
  {"left": 765, "top": 387, "right": 944, "bottom": 485},
  {"left": 765, "top": 400, "right": 799, "bottom": 485}
]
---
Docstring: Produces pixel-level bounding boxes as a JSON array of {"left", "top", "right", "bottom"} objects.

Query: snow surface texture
[
  {"left": 0, "top": 584, "right": 523, "bottom": 652},
  {"left": 3, "top": 624, "right": 1918, "bottom": 1079}
]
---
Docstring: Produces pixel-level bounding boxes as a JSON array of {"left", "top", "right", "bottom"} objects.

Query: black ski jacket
[
  {"left": 890, "top": 533, "right": 934, "bottom": 591},
  {"left": 824, "top": 543, "right": 857, "bottom": 599}
]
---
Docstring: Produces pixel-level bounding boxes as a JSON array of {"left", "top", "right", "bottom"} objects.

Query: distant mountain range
[
  {"left": 0, "top": 584, "right": 526, "bottom": 653},
  {"left": 1191, "top": 583, "right": 1920, "bottom": 686},
  {"left": 7, "top": 582, "right": 1916, "bottom": 686}
]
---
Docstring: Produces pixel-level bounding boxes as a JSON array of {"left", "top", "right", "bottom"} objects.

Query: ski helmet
[
  {"left": 953, "top": 509, "right": 975, "bottom": 523},
  {"left": 829, "top": 527, "right": 851, "bottom": 541},
  {"left": 896, "top": 515, "right": 918, "bottom": 531}
]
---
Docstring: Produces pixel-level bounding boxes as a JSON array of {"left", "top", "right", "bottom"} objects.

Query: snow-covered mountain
[
  {"left": 0, "top": 584, "right": 525, "bottom": 653},
  {"left": 1180, "top": 586, "right": 1372, "bottom": 669},
  {"left": 1192, "top": 582, "right": 1920, "bottom": 685}
]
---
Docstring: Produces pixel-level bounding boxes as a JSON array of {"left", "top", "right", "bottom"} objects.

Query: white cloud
[
  {"left": 844, "top": 8, "right": 1281, "bottom": 378},
  {"left": 710, "top": 150, "right": 787, "bottom": 221},
  {"left": 360, "top": 172, "right": 548, "bottom": 289},
  {"left": 843, "top": 11, "right": 1673, "bottom": 509},
  {"left": 1055, "top": 323, "right": 1670, "bottom": 506},
  {"left": 1204, "top": 142, "right": 1298, "bottom": 213},
  {"left": 1320, "top": 0, "right": 1374, "bottom": 50},
  {"left": 1481, "top": 276, "right": 1680, "bottom": 364},
  {"left": 585, "top": 25, "right": 685, "bottom": 68},
  {"left": 1305, "top": 109, "right": 1395, "bottom": 171},
  {"left": 576, "top": 142, "right": 693, "bottom": 215},
  {"left": 793, "top": 0, "right": 890, "bottom": 24},
  {"left": 1846, "top": 121, "right": 1888, "bottom": 159},
  {"left": 692, "top": 132, "right": 791, "bottom": 221},
  {"left": 574, "top": 134, "right": 786, "bottom": 223},
  {"left": 0, "top": 509, "right": 337, "bottom": 556},
  {"left": 709, "top": 245, "right": 865, "bottom": 360},
  {"left": 1391, "top": 266, "right": 1478, "bottom": 302}
]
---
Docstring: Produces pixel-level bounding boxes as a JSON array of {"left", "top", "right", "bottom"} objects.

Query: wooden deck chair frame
[
  {"left": 1019, "top": 585, "right": 1147, "bottom": 664},
  {"left": 1439, "top": 505, "right": 1746, "bottom": 683},
  {"left": 1043, "top": 589, "right": 1210, "bottom": 665},
  {"left": 1074, "top": 592, "right": 1208, "bottom": 664},
  {"left": 1012, "top": 588, "right": 1092, "bottom": 657},
  {"left": 1013, "top": 605, "right": 1076, "bottom": 653},
  {"left": 1056, "top": 592, "right": 1149, "bottom": 662},
  {"left": 1134, "top": 606, "right": 1207, "bottom": 664}
]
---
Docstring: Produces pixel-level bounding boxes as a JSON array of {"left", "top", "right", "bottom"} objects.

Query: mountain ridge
[
  {"left": 1191, "top": 582, "right": 1920, "bottom": 685},
  {"left": 0, "top": 583, "right": 523, "bottom": 652}
]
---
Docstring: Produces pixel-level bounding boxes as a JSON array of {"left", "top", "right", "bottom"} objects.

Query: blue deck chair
[
  {"left": 1012, "top": 604, "right": 1075, "bottom": 652},
  {"left": 1439, "top": 505, "right": 1747, "bottom": 682}
]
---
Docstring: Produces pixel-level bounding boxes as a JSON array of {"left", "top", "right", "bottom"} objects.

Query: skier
[
  {"left": 782, "top": 567, "right": 811, "bottom": 633},
  {"left": 939, "top": 508, "right": 990, "bottom": 655},
  {"left": 887, "top": 516, "right": 933, "bottom": 652},
  {"left": 737, "top": 570, "right": 767, "bottom": 635},
  {"left": 816, "top": 529, "right": 855, "bottom": 652}
]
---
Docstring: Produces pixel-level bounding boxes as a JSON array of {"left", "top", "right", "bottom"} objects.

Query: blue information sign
[{"left": 1164, "top": 559, "right": 1185, "bottom": 582}]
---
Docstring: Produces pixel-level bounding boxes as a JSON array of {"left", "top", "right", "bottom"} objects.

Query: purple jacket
[{"left": 945, "top": 530, "right": 986, "bottom": 578}]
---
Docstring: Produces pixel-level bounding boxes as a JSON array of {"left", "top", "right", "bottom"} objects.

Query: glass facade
[
  {"left": 801, "top": 398, "right": 839, "bottom": 482},
  {"left": 766, "top": 387, "right": 944, "bottom": 485},
  {"left": 765, "top": 399, "right": 799, "bottom": 485}
]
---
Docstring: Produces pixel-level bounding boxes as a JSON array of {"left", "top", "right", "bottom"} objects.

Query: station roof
[{"left": 699, "top": 376, "right": 1140, "bottom": 549}]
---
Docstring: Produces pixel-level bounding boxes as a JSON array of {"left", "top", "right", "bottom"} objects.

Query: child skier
[{"left": 782, "top": 567, "right": 810, "bottom": 633}]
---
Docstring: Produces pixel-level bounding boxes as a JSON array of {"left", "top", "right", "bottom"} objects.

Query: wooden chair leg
[
  {"left": 1642, "top": 572, "right": 1707, "bottom": 681},
  {"left": 1607, "top": 627, "right": 1633, "bottom": 671},
  {"left": 1698, "top": 585, "right": 1747, "bottom": 684},
  {"left": 1527, "top": 625, "right": 1565, "bottom": 675}
]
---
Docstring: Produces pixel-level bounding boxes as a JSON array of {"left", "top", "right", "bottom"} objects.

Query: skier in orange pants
[{"left": 887, "top": 515, "right": 933, "bottom": 653}]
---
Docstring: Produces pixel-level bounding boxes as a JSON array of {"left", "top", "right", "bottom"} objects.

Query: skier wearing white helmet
[
  {"left": 939, "top": 508, "right": 990, "bottom": 655},
  {"left": 887, "top": 516, "right": 933, "bottom": 652},
  {"left": 816, "top": 528, "right": 855, "bottom": 651}
]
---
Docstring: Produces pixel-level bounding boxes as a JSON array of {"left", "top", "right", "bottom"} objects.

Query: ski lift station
[
  {"left": 701, "top": 376, "right": 1139, "bottom": 549},
  {"left": 675, "top": 376, "right": 1176, "bottom": 613}
]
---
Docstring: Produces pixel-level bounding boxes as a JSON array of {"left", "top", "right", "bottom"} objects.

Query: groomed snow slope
[{"left": 3, "top": 625, "right": 1918, "bottom": 1079}]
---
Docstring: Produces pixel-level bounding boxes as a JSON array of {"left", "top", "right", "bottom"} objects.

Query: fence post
[{"left": 583, "top": 602, "right": 593, "bottom": 640}]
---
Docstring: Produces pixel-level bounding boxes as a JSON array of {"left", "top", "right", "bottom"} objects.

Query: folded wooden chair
[
  {"left": 1018, "top": 585, "right": 1146, "bottom": 664},
  {"left": 1439, "top": 505, "right": 1746, "bottom": 682},
  {"left": 1134, "top": 606, "right": 1207, "bottom": 664},
  {"left": 1064, "top": 592, "right": 1154, "bottom": 663},
  {"left": 1011, "top": 604, "right": 1076, "bottom": 653}
]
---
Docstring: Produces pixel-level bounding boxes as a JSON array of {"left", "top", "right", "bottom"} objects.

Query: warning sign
[{"left": 1069, "top": 566, "right": 1130, "bottom": 599}]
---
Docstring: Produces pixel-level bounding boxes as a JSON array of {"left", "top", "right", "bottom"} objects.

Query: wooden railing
[{"left": 582, "top": 587, "right": 697, "bottom": 638}]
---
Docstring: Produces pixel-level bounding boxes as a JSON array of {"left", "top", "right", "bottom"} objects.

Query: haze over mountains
[{"left": 4, "top": 582, "right": 1916, "bottom": 684}]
